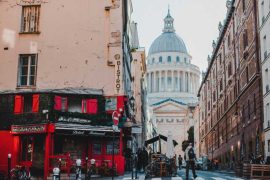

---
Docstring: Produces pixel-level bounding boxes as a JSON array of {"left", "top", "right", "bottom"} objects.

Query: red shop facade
[{"left": 0, "top": 90, "right": 131, "bottom": 179}]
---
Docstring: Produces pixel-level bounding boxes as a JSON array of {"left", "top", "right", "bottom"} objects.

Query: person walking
[
  {"left": 178, "top": 154, "right": 183, "bottom": 170},
  {"left": 184, "top": 143, "right": 197, "bottom": 179}
]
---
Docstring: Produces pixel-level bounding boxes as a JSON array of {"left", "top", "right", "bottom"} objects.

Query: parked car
[{"left": 195, "top": 158, "right": 203, "bottom": 170}]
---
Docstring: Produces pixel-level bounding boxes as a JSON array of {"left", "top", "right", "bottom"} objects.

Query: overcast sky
[{"left": 132, "top": 0, "right": 228, "bottom": 72}]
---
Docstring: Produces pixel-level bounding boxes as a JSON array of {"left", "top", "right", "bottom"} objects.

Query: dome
[
  {"left": 148, "top": 32, "right": 188, "bottom": 55},
  {"left": 148, "top": 9, "right": 188, "bottom": 56}
]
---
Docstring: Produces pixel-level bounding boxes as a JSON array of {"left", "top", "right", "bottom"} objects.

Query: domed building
[{"left": 146, "top": 10, "right": 200, "bottom": 157}]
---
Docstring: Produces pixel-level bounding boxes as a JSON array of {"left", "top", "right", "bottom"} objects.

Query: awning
[
  {"left": 55, "top": 123, "right": 119, "bottom": 137},
  {"left": 145, "top": 134, "right": 178, "bottom": 146}
]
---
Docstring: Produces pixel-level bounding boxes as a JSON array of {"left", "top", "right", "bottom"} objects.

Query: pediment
[{"left": 153, "top": 101, "right": 187, "bottom": 113}]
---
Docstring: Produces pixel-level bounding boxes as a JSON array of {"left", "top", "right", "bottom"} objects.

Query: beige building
[{"left": 146, "top": 10, "right": 200, "bottom": 156}]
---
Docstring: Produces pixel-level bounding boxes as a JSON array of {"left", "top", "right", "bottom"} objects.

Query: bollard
[
  {"left": 53, "top": 167, "right": 60, "bottom": 180},
  {"left": 76, "top": 159, "right": 82, "bottom": 180},
  {"left": 7, "top": 154, "right": 11, "bottom": 180}
]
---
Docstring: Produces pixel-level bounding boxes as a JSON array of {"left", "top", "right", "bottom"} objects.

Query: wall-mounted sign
[
  {"left": 105, "top": 97, "right": 117, "bottom": 111},
  {"left": 56, "top": 129, "right": 112, "bottom": 137},
  {"left": 16, "top": 0, "right": 48, "bottom": 5},
  {"left": 115, "top": 54, "right": 122, "bottom": 94},
  {"left": 132, "top": 127, "right": 142, "bottom": 134},
  {"left": 11, "top": 124, "right": 47, "bottom": 134},
  {"left": 58, "top": 116, "right": 91, "bottom": 124}
]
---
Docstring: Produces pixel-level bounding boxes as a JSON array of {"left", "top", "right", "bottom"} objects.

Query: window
[
  {"left": 21, "top": 136, "right": 33, "bottom": 161},
  {"left": 228, "top": 62, "right": 232, "bottom": 77},
  {"left": 14, "top": 94, "right": 39, "bottom": 114},
  {"left": 220, "top": 78, "right": 223, "bottom": 92},
  {"left": 152, "top": 58, "right": 155, "bottom": 64},
  {"left": 176, "top": 56, "right": 180, "bottom": 63},
  {"left": 184, "top": 58, "right": 187, "bottom": 63},
  {"left": 243, "top": 29, "right": 248, "bottom": 49},
  {"left": 93, "top": 143, "right": 102, "bottom": 155},
  {"left": 167, "top": 77, "right": 172, "bottom": 90},
  {"left": 106, "top": 141, "right": 119, "bottom": 154},
  {"left": 167, "top": 56, "right": 171, "bottom": 63},
  {"left": 159, "top": 56, "right": 162, "bottom": 63},
  {"left": 18, "top": 54, "right": 37, "bottom": 87},
  {"left": 82, "top": 99, "right": 98, "bottom": 114},
  {"left": 243, "top": 0, "right": 246, "bottom": 13},
  {"left": 228, "top": 34, "right": 231, "bottom": 47},
  {"left": 254, "top": 94, "right": 256, "bottom": 115},
  {"left": 261, "top": 1, "right": 265, "bottom": 24},
  {"left": 54, "top": 96, "right": 68, "bottom": 112},
  {"left": 263, "top": 35, "right": 267, "bottom": 59},
  {"left": 21, "top": 5, "right": 40, "bottom": 33},
  {"left": 268, "top": 140, "right": 270, "bottom": 152},
  {"left": 248, "top": 100, "right": 250, "bottom": 119}
]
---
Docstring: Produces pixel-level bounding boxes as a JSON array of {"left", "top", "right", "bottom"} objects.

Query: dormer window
[
  {"left": 176, "top": 56, "right": 180, "bottom": 63},
  {"left": 159, "top": 56, "right": 163, "bottom": 63}
]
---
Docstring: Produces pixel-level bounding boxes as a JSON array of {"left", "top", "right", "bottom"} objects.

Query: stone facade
[
  {"left": 258, "top": 0, "right": 270, "bottom": 158},
  {"left": 198, "top": 0, "right": 263, "bottom": 168}
]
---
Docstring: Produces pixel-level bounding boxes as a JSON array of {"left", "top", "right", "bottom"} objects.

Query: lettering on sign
[
  {"left": 58, "top": 116, "right": 91, "bottom": 124},
  {"left": 16, "top": 0, "right": 48, "bottom": 5},
  {"left": 115, "top": 54, "right": 122, "bottom": 94},
  {"left": 12, "top": 125, "right": 46, "bottom": 134}
]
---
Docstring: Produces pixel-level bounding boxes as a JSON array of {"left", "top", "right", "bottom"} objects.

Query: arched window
[
  {"left": 159, "top": 56, "right": 162, "bottom": 63},
  {"left": 152, "top": 58, "right": 155, "bottom": 64},
  {"left": 167, "top": 56, "right": 171, "bottom": 63},
  {"left": 176, "top": 56, "right": 180, "bottom": 63},
  {"left": 228, "top": 62, "right": 232, "bottom": 77},
  {"left": 184, "top": 57, "right": 187, "bottom": 63}
]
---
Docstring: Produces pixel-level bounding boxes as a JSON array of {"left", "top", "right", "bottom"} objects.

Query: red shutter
[
  {"left": 54, "top": 96, "right": 62, "bottom": 111},
  {"left": 87, "top": 99, "right": 98, "bottom": 114},
  {"left": 82, "top": 99, "right": 86, "bottom": 113},
  {"left": 63, "top": 97, "right": 68, "bottom": 112},
  {"left": 14, "top": 95, "right": 23, "bottom": 114},
  {"left": 32, "top": 94, "right": 39, "bottom": 113}
]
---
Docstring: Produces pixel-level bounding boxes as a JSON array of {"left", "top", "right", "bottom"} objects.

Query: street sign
[{"left": 112, "top": 111, "right": 120, "bottom": 126}]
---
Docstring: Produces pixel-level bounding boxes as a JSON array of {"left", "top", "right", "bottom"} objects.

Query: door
[{"left": 32, "top": 135, "right": 45, "bottom": 176}]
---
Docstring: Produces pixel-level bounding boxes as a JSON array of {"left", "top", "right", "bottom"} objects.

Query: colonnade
[{"left": 147, "top": 70, "right": 199, "bottom": 94}]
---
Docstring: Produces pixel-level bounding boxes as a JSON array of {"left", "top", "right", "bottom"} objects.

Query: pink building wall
[{"left": 0, "top": 0, "right": 125, "bottom": 96}]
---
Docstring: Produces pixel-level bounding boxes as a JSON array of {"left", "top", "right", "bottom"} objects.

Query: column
[
  {"left": 159, "top": 71, "right": 162, "bottom": 92},
  {"left": 191, "top": 73, "right": 194, "bottom": 94},
  {"left": 189, "top": 72, "right": 192, "bottom": 93},
  {"left": 183, "top": 71, "right": 186, "bottom": 92},
  {"left": 147, "top": 73, "right": 150, "bottom": 92},
  {"left": 153, "top": 71, "right": 156, "bottom": 92},
  {"left": 172, "top": 71, "right": 174, "bottom": 91},
  {"left": 178, "top": 71, "right": 180, "bottom": 92},
  {"left": 165, "top": 70, "right": 168, "bottom": 90}
]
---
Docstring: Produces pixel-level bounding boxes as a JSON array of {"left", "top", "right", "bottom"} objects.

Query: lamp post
[
  {"left": 112, "top": 111, "right": 120, "bottom": 180},
  {"left": 7, "top": 153, "right": 11, "bottom": 180}
]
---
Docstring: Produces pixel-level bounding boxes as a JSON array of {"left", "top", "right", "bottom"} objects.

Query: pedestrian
[
  {"left": 142, "top": 147, "right": 149, "bottom": 172},
  {"left": 136, "top": 148, "right": 142, "bottom": 172},
  {"left": 184, "top": 143, "right": 198, "bottom": 179},
  {"left": 178, "top": 154, "right": 183, "bottom": 170}
]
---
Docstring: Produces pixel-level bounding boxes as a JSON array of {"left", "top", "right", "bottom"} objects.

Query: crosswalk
[{"left": 145, "top": 176, "right": 245, "bottom": 180}]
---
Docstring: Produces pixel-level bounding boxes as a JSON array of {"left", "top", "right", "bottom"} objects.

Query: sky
[{"left": 132, "top": 0, "right": 228, "bottom": 72}]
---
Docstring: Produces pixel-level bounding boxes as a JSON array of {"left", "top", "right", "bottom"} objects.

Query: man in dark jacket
[
  {"left": 178, "top": 155, "right": 183, "bottom": 170},
  {"left": 184, "top": 143, "right": 197, "bottom": 179}
]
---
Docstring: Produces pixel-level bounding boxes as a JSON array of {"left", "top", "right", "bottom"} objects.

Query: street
[{"left": 177, "top": 169, "right": 245, "bottom": 180}]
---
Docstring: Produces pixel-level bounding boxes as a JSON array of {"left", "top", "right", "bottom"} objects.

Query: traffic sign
[{"left": 112, "top": 111, "right": 120, "bottom": 126}]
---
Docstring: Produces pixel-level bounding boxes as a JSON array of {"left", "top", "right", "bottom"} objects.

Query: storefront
[{"left": 9, "top": 123, "right": 125, "bottom": 179}]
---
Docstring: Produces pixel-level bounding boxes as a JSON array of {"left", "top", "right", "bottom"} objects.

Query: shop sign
[
  {"left": 105, "top": 97, "right": 117, "bottom": 111},
  {"left": 58, "top": 116, "right": 91, "bottom": 124},
  {"left": 11, "top": 124, "right": 47, "bottom": 134},
  {"left": 114, "top": 54, "right": 122, "bottom": 94},
  {"left": 16, "top": 0, "right": 48, "bottom": 5},
  {"left": 57, "top": 129, "right": 107, "bottom": 136},
  {"left": 132, "top": 127, "right": 142, "bottom": 134}
]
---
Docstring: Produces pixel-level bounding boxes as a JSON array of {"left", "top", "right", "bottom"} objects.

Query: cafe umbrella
[{"left": 144, "top": 134, "right": 178, "bottom": 153}]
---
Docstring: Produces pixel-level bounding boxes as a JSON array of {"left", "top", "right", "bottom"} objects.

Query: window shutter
[
  {"left": 87, "top": 99, "right": 98, "bottom": 114},
  {"left": 54, "top": 96, "right": 62, "bottom": 111},
  {"left": 82, "top": 99, "right": 87, "bottom": 113},
  {"left": 32, "top": 94, "right": 39, "bottom": 113},
  {"left": 14, "top": 95, "right": 23, "bottom": 114}
]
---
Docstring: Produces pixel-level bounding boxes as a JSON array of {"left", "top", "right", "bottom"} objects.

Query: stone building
[
  {"left": 258, "top": 0, "right": 270, "bottom": 158},
  {"left": 146, "top": 9, "right": 200, "bottom": 156},
  {"left": 198, "top": 0, "right": 263, "bottom": 168}
]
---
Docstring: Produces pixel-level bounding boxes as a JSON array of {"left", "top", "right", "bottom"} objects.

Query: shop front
[{"left": 10, "top": 123, "right": 125, "bottom": 178}]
